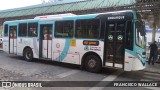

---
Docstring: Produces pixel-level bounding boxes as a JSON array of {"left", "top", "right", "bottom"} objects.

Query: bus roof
[{"left": 4, "top": 10, "right": 135, "bottom": 24}]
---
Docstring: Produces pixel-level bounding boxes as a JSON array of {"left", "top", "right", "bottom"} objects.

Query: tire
[
  {"left": 23, "top": 48, "right": 33, "bottom": 62},
  {"left": 85, "top": 55, "right": 102, "bottom": 73}
]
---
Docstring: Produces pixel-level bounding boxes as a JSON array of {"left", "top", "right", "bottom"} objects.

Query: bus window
[
  {"left": 55, "top": 20, "right": 73, "bottom": 38},
  {"left": 87, "top": 19, "right": 100, "bottom": 38},
  {"left": 126, "top": 21, "right": 133, "bottom": 50},
  {"left": 42, "top": 26, "right": 52, "bottom": 40},
  {"left": 18, "top": 23, "right": 27, "bottom": 37},
  {"left": 63, "top": 21, "right": 73, "bottom": 37},
  {"left": 55, "top": 21, "right": 63, "bottom": 37},
  {"left": 48, "top": 27, "right": 52, "bottom": 40},
  {"left": 75, "top": 19, "right": 100, "bottom": 38},
  {"left": 75, "top": 20, "right": 86, "bottom": 38},
  {"left": 4, "top": 24, "right": 8, "bottom": 36},
  {"left": 28, "top": 23, "right": 38, "bottom": 37},
  {"left": 136, "top": 21, "right": 145, "bottom": 48},
  {"left": 43, "top": 27, "right": 48, "bottom": 40},
  {"left": 10, "top": 26, "right": 17, "bottom": 39}
]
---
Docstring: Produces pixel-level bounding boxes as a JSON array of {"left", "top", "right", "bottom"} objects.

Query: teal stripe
[{"left": 56, "top": 39, "right": 70, "bottom": 61}]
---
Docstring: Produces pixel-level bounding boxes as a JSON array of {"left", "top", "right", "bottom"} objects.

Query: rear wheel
[
  {"left": 23, "top": 48, "right": 33, "bottom": 62},
  {"left": 85, "top": 55, "right": 102, "bottom": 73}
]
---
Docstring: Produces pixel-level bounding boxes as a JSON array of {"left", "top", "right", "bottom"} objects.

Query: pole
[{"left": 152, "top": 22, "right": 156, "bottom": 42}]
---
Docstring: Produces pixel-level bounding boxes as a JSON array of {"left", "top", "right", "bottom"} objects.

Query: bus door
[
  {"left": 39, "top": 24, "right": 53, "bottom": 59},
  {"left": 104, "top": 21, "right": 126, "bottom": 69},
  {"left": 9, "top": 26, "right": 17, "bottom": 54}
]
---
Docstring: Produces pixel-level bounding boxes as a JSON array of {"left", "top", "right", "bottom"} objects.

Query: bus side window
[
  {"left": 55, "top": 20, "right": 73, "bottom": 38},
  {"left": 28, "top": 22, "right": 38, "bottom": 37},
  {"left": 4, "top": 24, "right": 8, "bottom": 37},
  {"left": 48, "top": 28, "right": 52, "bottom": 40},
  {"left": 76, "top": 26, "right": 82, "bottom": 38},
  {"left": 87, "top": 19, "right": 100, "bottom": 39},
  {"left": 43, "top": 27, "right": 48, "bottom": 40},
  {"left": 18, "top": 23, "right": 27, "bottom": 37},
  {"left": 55, "top": 21, "right": 63, "bottom": 38},
  {"left": 63, "top": 21, "right": 73, "bottom": 37},
  {"left": 88, "top": 27, "right": 94, "bottom": 38},
  {"left": 10, "top": 29, "right": 13, "bottom": 38},
  {"left": 75, "top": 20, "right": 86, "bottom": 38}
]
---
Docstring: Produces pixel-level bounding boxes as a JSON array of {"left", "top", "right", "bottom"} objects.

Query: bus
[{"left": 2, "top": 10, "right": 146, "bottom": 73}]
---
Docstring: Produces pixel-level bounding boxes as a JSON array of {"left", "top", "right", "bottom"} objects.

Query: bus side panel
[
  {"left": 16, "top": 38, "right": 39, "bottom": 58},
  {"left": 52, "top": 39, "right": 77, "bottom": 63},
  {"left": 32, "top": 37, "right": 39, "bottom": 58},
  {"left": 3, "top": 37, "right": 9, "bottom": 53},
  {"left": 52, "top": 39, "right": 103, "bottom": 65},
  {"left": 124, "top": 51, "right": 133, "bottom": 71},
  {"left": 17, "top": 38, "right": 28, "bottom": 56},
  {"left": 76, "top": 40, "right": 104, "bottom": 65},
  {"left": 124, "top": 49, "right": 146, "bottom": 71}
]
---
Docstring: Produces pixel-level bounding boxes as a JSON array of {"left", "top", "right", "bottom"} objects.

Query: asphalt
[{"left": 0, "top": 49, "right": 160, "bottom": 90}]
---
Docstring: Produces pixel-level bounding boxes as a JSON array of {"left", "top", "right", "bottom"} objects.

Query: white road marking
[
  {"left": 89, "top": 70, "right": 124, "bottom": 90},
  {"left": 57, "top": 70, "right": 80, "bottom": 78},
  {"left": 143, "top": 87, "right": 160, "bottom": 90},
  {"left": 140, "top": 71, "right": 160, "bottom": 90}
]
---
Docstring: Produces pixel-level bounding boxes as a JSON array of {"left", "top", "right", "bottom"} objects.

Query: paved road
[{"left": 0, "top": 51, "right": 159, "bottom": 90}]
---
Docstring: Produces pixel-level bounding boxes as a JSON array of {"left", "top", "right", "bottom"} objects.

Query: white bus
[{"left": 3, "top": 10, "right": 146, "bottom": 73}]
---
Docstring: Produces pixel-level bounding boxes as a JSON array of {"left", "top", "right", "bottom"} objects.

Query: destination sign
[
  {"left": 83, "top": 40, "right": 99, "bottom": 46},
  {"left": 108, "top": 16, "right": 125, "bottom": 20}
]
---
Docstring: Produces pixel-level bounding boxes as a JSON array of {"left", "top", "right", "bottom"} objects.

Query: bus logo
[{"left": 56, "top": 43, "right": 60, "bottom": 48}]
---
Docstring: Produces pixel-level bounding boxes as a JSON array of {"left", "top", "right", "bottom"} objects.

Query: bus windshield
[{"left": 136, "top": 21, "right": 146, "bottom": 48}]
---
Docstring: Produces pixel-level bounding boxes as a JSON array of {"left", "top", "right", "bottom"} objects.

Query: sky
[
  {"left": 0, "top": 0, "right": 48, "bottom": 10},
  {"left": 0, "top": 0, "right": 85, "bottom": 11}
]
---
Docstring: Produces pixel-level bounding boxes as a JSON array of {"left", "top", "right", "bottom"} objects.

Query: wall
[{"left": 146, "top": 32, "right": 160, "bottom": 46}]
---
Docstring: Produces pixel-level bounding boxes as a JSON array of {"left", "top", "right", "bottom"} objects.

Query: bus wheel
[
  {"left": 23, "top": 48, "right": 33, "bottom": 62},
  {"left": 85, "top": 55, "right": 102, "bottom": 73}
]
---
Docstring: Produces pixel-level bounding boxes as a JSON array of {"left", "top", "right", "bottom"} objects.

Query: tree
[{"left": 41, "top": 0, "right": 47, "bottom": 4}]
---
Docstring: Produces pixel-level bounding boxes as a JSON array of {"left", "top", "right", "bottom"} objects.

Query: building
[
  {"left": 0, "top": 0, "right": 137, "bottom": 38},
  {"left": 146, "top": 26, "right": 160, "bottom": 46},
  {"left": 0, "top": 0, "right": 160, "bottom": 40}
]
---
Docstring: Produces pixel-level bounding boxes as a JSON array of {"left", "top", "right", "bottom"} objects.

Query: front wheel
[
  {"left": 23, "top": 48, "right": 33, "bottom": 62},
  {"left": 85, "top": 55, "right": 102, "bottom": 73}
]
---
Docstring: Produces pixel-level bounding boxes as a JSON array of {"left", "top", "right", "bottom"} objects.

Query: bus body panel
[
  {"left": 16, "top": 37, "right": 39, "bottom": 58},
  {"left": 2, "top": 10, "right": 146, "bottom": 72},
  {"left": 52, "top": 39, "right": 104, "bottom": 65}
]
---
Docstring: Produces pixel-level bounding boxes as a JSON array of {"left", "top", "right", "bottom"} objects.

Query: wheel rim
[
  {"left": 88, "top": 59, "right": 96, "bottom": 68},
  {"left": 26, "top": 51, "right": 31, "bottom": 60}
]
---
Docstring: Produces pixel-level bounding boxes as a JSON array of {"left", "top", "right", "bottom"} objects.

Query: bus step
[
  {"left": 39, "top": 58, "right": 52, "bottom": 61},
  {"left": 105, "top": 62, "right": 123, "bottom": 68}
]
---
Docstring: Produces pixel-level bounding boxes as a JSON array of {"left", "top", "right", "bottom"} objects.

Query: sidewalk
[
  {"left": 0, "top": 48, "right": 3, "bottom": 51},
  {"left": 143, "top": 62, "right": 160, "bottom": 74}
]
